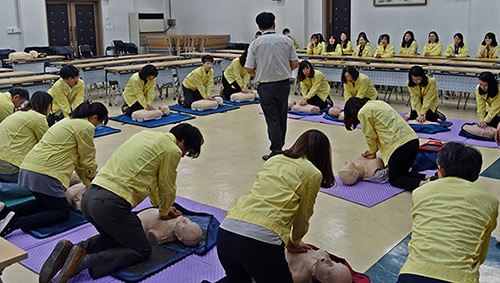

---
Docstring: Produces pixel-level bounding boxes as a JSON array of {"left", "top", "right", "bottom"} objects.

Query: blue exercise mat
[
  {"left": 410, "top": 121, "right": 452, "bottom": 134},
  {"left": 288, "top": 109, "right": 323, "bottom": 116},
  {"left": 112, "top": 203, "right": 220, "bottom": 282},
  {"left": 109, "top": 113, "right": 195, "bottom": 128},
  {"left": 94, "top": 125, "right": 121, "bottom": 138},
  {"left": 481, "top": 158, "right": 500, "bottom": 180},
  {"left": 27, "top": 209, "right": 88, "bottom": 239},
  {"left": 365, "top": 234, "right": 500, "bottom": 283},
  {"left": 223, "top": 98, "right": 260, "bottom": 106},
  {"left": 169, "top": 104, "right": 239, "bottom": 116}
]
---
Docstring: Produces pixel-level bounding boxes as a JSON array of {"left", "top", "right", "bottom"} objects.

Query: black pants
[
  {"left": 258, "top": 79, "right": 290, "bottom": 153},
  {"left": 409, "top": 109, "right": 439, "bottom": 122},
  {"left": 47, "top": 113, "right": 65, "bottom": 127},
  {"left": 78, "top": 185, "right": 151, "bottom": 279},
  {"left": 216, "top": 228, "right": 293, "bottom": 283},
  {"left": 397, "top": 274, "right": 450, "bottom": 283},
  {"left": 388, "top": 139, "right": 425, "bottom": 191},
  {"left": 222, "top": 75, "right": 243, "bottom": 100},
  {"left": 123, "top": 101, "right": 144, "bottom": 116},
  {"left": 487, "top": 114, "right": 500, "bottom": 128},
  {"left": 0, "top": 191, "right": 70, "bottom": 232},
  {"left": 182, "top": 86, "right": 204, "bottom": 108},
  {"left": 306, "top": 95, "right": 333, "bottom": 110}
]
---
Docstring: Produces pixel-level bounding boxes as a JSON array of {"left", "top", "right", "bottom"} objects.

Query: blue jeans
[{"left": 0, "top": 171, "right": 31, "bottom": 198}]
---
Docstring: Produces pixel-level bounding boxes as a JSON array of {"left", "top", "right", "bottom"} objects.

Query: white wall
[
  {"left": 0, "top": 0, "right": 25, "bottom": 51},
  {"left": 351, "top": 0, "right": 500, "bottom": 56}
]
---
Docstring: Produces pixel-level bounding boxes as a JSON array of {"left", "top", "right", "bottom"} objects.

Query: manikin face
[
  {"left": 429, "top": 33, "right": 437, "bottom": 43},
  {"left": 328, "top": 36, "right": 336, "bottom": 45},
  {"left": 311, "top": 251, "right": 336, "bottom": 283},
  {"left": 344, "top": 72, "right": 354, "bottom": 83},
  {"left": 454, "top": 36, "right": 462, "bottom": 46},
  {"left": 479, "top": 80, "right": 489, "bottom": 93},
  {"left": 340, "top": 33, "right": 347, "bottom": 42},
  {"left": 404, "top": 33, "right": 412, "bottom": 43},
  {"left": 338, "top": 161, "right": 362, "bottom": 185},
  {"left": 412, "top": 75, "right": 423, "bottom": 85},
  {"left": 358, "top": 37, "right": 366, "bottom": 46},
  {"left": 203, "top": 61, "right": 213, "bottom": 72},
  {"left": 173, "top": 216, "right": 202, "bottom": 247},
  {"left": 302, "top": 66, "right": 311, "bottom": 77}
]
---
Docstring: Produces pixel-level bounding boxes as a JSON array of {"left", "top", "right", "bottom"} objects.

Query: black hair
[
  {"left": 255, "top": 12, "right": 275, "bottom": 30},
  {"left": 340, "top": 32, "right": 350, "bottom": 49},
  {"left": 138, "top": 64, "right": 158, "bottom": 82},
  {"left": 317, "top": 33, "right": 325, "bottom": 43},
  {"left": 378, "top": 34, "right": 390, "bottom": 44},
  {"left": 297, "top": 60, "right": 315, "bottom": 82},
  {"left": 326, "top": 35, "right": 339, "bottom": 52},
  {"left": 170, "top": 123, "right": 204, "bottom": 158},
  {"left": 310, "top": 33, "right": 320, "bottom": 45},
  {"left": 255, "top": 31, "right": 262, "bottom": 37},
  {"left": 24, "top": 91, "right": 53, "bottom": 116},
  {"left": 343, "top": 97, "right": 370, "bottom": 131},
  {"left": 453, "top": 33, "right": 464, "bottom": 48},
  {"left": 60, "top": 65, "right": 80, "bottom": 79},
  {"left": 401, "top": 31, "right": 415, "bottom": 48},
  {"left": 481, "top": 32, "right": 498, "bottom": 47},
  {"left": 478, "top": 71, "right": 499, "bottom": 99},
  {"left": 282, "top": 28, "right": 290, "bottom": 34},
  {"left": 201, "top": 55, "right": 214, "bottom": 64},
  {"left": 428, "top": 31, "right": 439, "bottom": 43},
  {"left": 408, "top": 66, "right": 429, "bottom": 87},
  {"left": 341, "top": 66, "right": 359, "bottom": 84},
  {"left": 8, "top": 87, "right": 29, "bottom": 101},
  {"left": 71, "top": 101, "right": 109, "bottom": 125},
  {"left": 356, "top": 32, "right": 369, "bottom": 44},
  {"left": 239, "top": 50, "right": 247, "bottom": 67},
  {"left": 437, "top": 142, "right": 482, "bottom": 182}
]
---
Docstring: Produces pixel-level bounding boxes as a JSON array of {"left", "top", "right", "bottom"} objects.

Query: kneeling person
[{"left": 182, "top": 55, "right": 215, "bottom": 108}]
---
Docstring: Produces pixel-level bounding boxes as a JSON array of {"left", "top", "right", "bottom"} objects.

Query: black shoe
[
  {"left": 121, "top": 105, "right": 129, "bottom": 114},
  {"left": 0, "top": 211, "right": 16, "bottom": 237},
  {"left": 262, "top": 151, "right": 281, "bottom": 161},
  {"left": 39, "top": 240, "right": 74, "bottom": 283},
  {"left": 55, "top": 245, "right": 86, "bottom": 283},
  {"left": 436, "top": 110, "right": 447, "bottom": 121}
]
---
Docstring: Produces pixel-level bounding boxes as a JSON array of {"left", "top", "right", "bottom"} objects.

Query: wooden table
[
  {"left": 0, "top": 71, "right": 34, "bottom": 79},
  {"left": 423, "top": 65, "right": 500, "bottom": 75},
  {"left": 0, "top": 68, "right": 12, "bottom": 73},
  {"left": 73, "top": 55, "right": 181, "bottom": 69},
  {"left": 4, "top": 55, "right": 65, "bottom": 63},
  {"left": 4, "top": 55, "right": 66, "bottom": 73},
  {"left": 0, "top": 237, "right": 27, "bottom": 283},
  {"left": 0, "top": 74, "right": 59, "bottom": 94},
  {"left": 50, "top": 53, "right": 162, "bottom": 66},
  {"left": 181, "top": 52, "right": 239, "bottom": 59},
  {"left": 442, "top": 60, "right": 495, "bottom": 68},
  {"left": 214, "top": 49, "right": 244, "bottom": 54}
]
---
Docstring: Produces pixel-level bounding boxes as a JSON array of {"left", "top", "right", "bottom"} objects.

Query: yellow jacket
[
  {"left": 324, "top": 44, "right": 342, "bottom": 56},
  {"left": 477, "top": 44, "right": 499, "bottom": 58},
  {"left": 290, "top": 35, "right": 300, "bottom": 50},
  {"left": 20, "top": 118, "right": 97, "bottom": 188},
  {"left": 123, "top": 73, "right": 157, "bottom": 108},
  {"left": 358, "top": 100, "right": 417, "bottom": 165},
  {"left": 0, "top": 92, "right": 14, "bottom": 123},
  {"left": 341, "top": 41, "right": 353, "bottom": 55},
  {"left": 353, "top": 44, "right": 373, "bottom": 57},
  {"left": 182, "top": 66, "right": 214, "bottom": 99},
  {"left": 374, "top": 44, "right": 395, "bottom": 58},
  {"left": 93, "top": 131, "right": 181, "bottom": 218},
  {"left": 343, "top": 73, "right": 378, "bottom": 103},
  {"left": 48, "top": 78, "right": 85, "bottom": 117},
  {"left": 475, "top": 85, "right": 500, "bottom": 123},
  {"left": 408, "top": 75, "right": 440, "bottom": 115},
  {"left": 301, "top": 69, "right": 331, "bottom": 102},
  {"left": 223, "top": 58, "right": 250, "bottom": 89},
  {"left": 400, "top": 177, "right": 498, "bottom": 283},
  {"left": 0, "top": 110, "right": 48, "bottom": 167},
  {"left": 306, "top": 43, "right": 324, "bottom": 55},
  {"left": 400, "top": 41, "right": 419, "bottom": 55},
  {"left": 444, "top": 43, "right": 468, "bottom": 58},
  {"left": 225, "top": 155, "right": 322, "bottom": 245},
  {"left": 422, "top": 43, "right": 443, "bottom": 56}
]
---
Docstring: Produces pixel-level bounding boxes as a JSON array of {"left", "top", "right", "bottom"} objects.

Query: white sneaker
[
  {"left": 0, "top": 211, "right": 15, "bottom": 236},
  {"left": 0, "top": 202, "right": 4, "bottom": 214}
]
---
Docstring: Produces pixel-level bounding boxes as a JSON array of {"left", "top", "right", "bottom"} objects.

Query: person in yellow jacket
[
  {"left": 47, "top": 65, "right": 85, "bottom": 125},
  {"left": 341, "top": 66, "right": 378, "bottom": 103},
  {"left": 283, "top": 28, "right": 300, "bottom": 50},
  {"left": 353, "top": 32, "right": 372, "bottom": 57},
  {"left": 0, "top": 88, "right": 29, "bottom": 123},
  {"left": 181, "top": 55, "right": 215, "bottom": 108},
  {"left": 444, "top": 33, "right": 468, "bottom": 58},
  {"left": 122, "top": 64, "right": 158, "bottom": 116},
  {"left": 343, "top": 98, "right": 425, "bottom": 191},
  {"left": 0, "top": 91, "right": 52, "bottom": 198},
  {"left": 476, "top": 72, "right": 500, "bottom": 129},
  {"left": 216, "top": 129, "right": 334, "bottom": 282},
  {"left": 340, "top": 32, "right": 353, "bottom": 55},
  {"left": 398, "top": 142, "right": 498, "bottom": 283},
  {"left": 374, "top": 34, "right": 395, "bottom": 58},
  {"left": 407, "top": 66, "right": 442, "bottom": 123},
  {"left": 400, "top": 31, "right": 418, "bottom": 56},
  {"left": 0, "top": 102, "right": 107, "bottom": 237},
  {"left": 222, "top": 51, "right": 250, "bottom": 100},
  {"left": 422, "top": 31, "right": 442, "bottom": 56},
  {"left": 477, "top": 32, "right": 499, "bottom": 59},
  {"left": 37, "top": 123, "right": 204, "bottom": 282},
  {"left": 324, "top": 35, "right": 342, "bottom": 56},
  {"left": 297, "top": 60, "right": 332, "bottom": 109},
  {"left": 306, "top": 34, "right": 323, "bottom": 55}
]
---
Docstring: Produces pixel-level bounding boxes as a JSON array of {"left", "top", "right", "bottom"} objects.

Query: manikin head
[
  {"left": 338, "top": 161, "right": 363, "bottom": 185},
  {"left": 311, "top": 250, "right": 352, "bottom": 283},
  {"left": 173, "top": 216, "right": 203, "bottom": 247}
]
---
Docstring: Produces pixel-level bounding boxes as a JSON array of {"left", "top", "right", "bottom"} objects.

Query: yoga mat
[
  {"left": 481, "top": 158, "right": 500, "bottom": 180},
  {"left": 169, "top": 104, "right": 239, "bottom": 116},
  {"left": 27, "top": 209, "right": 88, "bottom": 239},
  {"left": 287, "top": 110, "right": 323, "bottom": 116},
  {"left": 365, "top": 234, "right": 500, "bottom": 283},
  {"left": 0, "top": 194, "right": 35, "bottom": 207},
  {"left": 94, "top": 126, "right": 121, "bottom": 138},
  {"left": 223, "top": 98, "right": 260, "bottom": 106},
  {"left": 109, "top": 113, "right": 195, "bottom": 128},
  {"left": 320, "top": 176, "right": 405, "bottom": 207}
]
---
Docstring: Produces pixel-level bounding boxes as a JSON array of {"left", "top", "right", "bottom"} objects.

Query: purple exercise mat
[
  {"left": 320, "top": 177, "right": 406, "bottom": 207},
  {"left": 300, "top": 114, "right": 345, "bottom": 126}
]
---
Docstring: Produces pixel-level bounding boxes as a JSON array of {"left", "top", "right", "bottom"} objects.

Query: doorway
[{"left": 325, "top": 0, "right": 351, "bottom": 40}]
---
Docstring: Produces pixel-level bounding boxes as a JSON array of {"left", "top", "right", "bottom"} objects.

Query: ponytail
[{"left": 71, "top": 101, "right": 109, "bottom": 125}]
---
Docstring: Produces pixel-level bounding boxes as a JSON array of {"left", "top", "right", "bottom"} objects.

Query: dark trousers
[
  {"left": 258, "top": 79, "right": 290, "bottom": 153},
  {"left": 222, "top": 75, "right": 243, "bottom": 100},
  {"left": 487, "top": 114, "right": 500, "bottom": 128},
  {"left": 397, "top": 274, "right": 450, "bottom": 283},
  {"left": 0, "top": 191, "right": 70, "bottom": 231},
  {"left": 182, "top": 86, "right": 204, "bottom": 108},
  {"left": 216, "top": 228, "right": 293, "bottom": 283},
  {"left": 78, "top": 185, "right": 151, "bottom": 278},
  {"left": 409, "top": 109, "right": 439, "bottom": 122},
  {"left": 47, "top": 113, "right": 65, "bottom": 127},
  {"left": 306, "top": 95, "right": 333, "bottom": 110},
  {"left": 123, "top": 101, "right": 144, "bottom": 116},
  {"left": 388, "top": 139, "right": 425, "bottom": 191}
]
